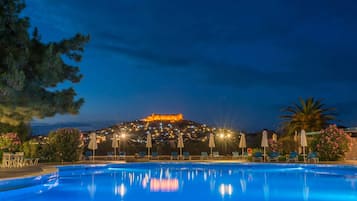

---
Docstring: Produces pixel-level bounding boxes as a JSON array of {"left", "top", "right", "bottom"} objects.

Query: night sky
[{"left": 24, "top": 0, "right": 357, "bottom": 132}]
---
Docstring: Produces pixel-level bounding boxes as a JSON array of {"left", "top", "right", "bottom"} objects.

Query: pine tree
[{"left": 0, "top": 0, "right": 90, "bottom": 125}]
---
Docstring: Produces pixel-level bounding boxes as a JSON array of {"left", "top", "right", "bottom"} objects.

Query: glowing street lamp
[
  {"left": 218, "top": 130, "right": 232, "bottom": 155},
  {"left": 120, "top": 132, "right": 127, "bottom": 153}
]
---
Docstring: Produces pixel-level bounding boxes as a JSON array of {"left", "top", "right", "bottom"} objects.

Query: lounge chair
[
  {"left": 252, "top": 152, "right": 263, "bottom": 162},
  {"left": 1, "top": 152, "right": 12, "bottom": 168},
  {"left": 137, "top": 151, "right": 146, "bottom": 158},
  {"left": 241, "top": 152, "right": 248, "bottom": 159},
  {"left": 119, "top": 152, "right": 126, "bottom": 160},
  {"left": 171, "top": 152, "right": 179, "bottom": 160},
  {"left": 107, "top": 152, "right": 114, "bottom": 160},
  {"left": 213, "top": 151, "right": 220, "bottom": 159},
  {"left": 200, "top": 152, "right": 208, "bottom": 160},
  {"left": 85, "top": 151, "right": 92, "bottom": 160},
  {"left": 286, "top": 151, "right": 298, "bottom": 162},
  {"left": 13, "top": 152, "right": 25, "bottom": 167},
  {"left": 307, "top": 152, "right": 319, "bottom": 163},
  {"left": 151, "top": 152, "right": 159, "bottom": 160},
  {"left": 267, "top": 152, "right": 280, "bottom": 162},
  {"left": 232, "top": 151, "right": 240, "bottom": 159},
  {"left": 30, "top": 158, "right": 39, "bottom": 166},
  {"left": 183, "top": 152, "right": 191, "bottom": 160}
]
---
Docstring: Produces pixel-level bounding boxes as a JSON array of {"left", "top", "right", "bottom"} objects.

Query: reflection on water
[
  {"left": 114, "top": 183, "right": 126, "bottom": 197},
  {"left": 263, "top": 172, "right": 269, "bottom": 201},
  {"left": 149, "top": 178, "right": 179, "bottom": 192},
  {"left": 87, "top": 174, "right": 96, "bottom": 199},
  {"left": 219, "top": 184, "right": 233, "bottom": 196}
]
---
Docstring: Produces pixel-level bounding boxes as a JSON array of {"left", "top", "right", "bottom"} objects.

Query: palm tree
[{"left": 281, "top": 97, "right": 336, "bottom": 135}]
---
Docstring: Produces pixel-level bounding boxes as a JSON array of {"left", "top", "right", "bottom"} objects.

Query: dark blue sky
[{"left": 24, "top": 0, "right": 357, "bottom": 131}]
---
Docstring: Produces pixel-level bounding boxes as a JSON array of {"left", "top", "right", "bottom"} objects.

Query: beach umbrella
[
  {"left": 293, "top": 130, "right": 298, "bottom": 151},
  {"left": 208, "top": 133, "right": 215, "bottom": 157},
  {"left": 177, "top": 133, "right": 184, "bottom": 158},
  {"left": 146, "top": 132, "right": 152, "bottom": 157},
  {"left": 239, "top": 133, "right": 247, "bottom": 156},
  {"left": 88, "top": 132, "right": 98, "bottom": 161},
  {"left": 272, "top": 133, "right": 278, "bottom": 142},
  {"left": 293, "top": 130, "right": 298, "bottom": 142},
  {"left": 301, "top": 129, "right": 308, "bottom": 162},
  {"left": 261, "top": 130, "right": 269, "bottom": 162},
  {"left": 112, "top": 134, "right": 119, "bottom": 159}
]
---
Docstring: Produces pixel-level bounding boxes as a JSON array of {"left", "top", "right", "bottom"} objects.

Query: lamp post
[
  {"left": 219, "top": 131, "right": 232, "bottom": 155},
  {"left": 121, "top": 132, "right": 126, "bottom": 153}
]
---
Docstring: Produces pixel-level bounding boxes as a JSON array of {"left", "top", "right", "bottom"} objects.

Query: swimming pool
[{"left": 0, "top": 163, "right": 356, "bottom": 201}]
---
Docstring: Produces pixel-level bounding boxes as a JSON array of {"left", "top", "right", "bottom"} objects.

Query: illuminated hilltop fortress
[{"left": 142, "top": 113, "right": 184, "bottom": 122}]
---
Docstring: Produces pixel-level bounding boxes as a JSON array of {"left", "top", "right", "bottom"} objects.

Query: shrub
[
  {"left": 48, "top": 128, "right": 83, "bottom": 162},
  {"left": 316, "top": 125, "right": 352, "bottom": 161},
  {"left": 278, "top": 135, "right": 297, "bottom": 154},
  {"left": 21, "top": 139, "right": 40, "bottom": 158}
]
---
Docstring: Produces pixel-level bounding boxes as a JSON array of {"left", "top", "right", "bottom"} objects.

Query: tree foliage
[
  {"left": 0, "top": 0, "right": 90, "bottom": 125},
  {"left": 48, "top": 128, "right": 83, "bottom": 162},
  {"left": 0, "top": 122, "right": 30, "bottom": 141},
  {"left": 281, "top": 97, "right": 336, "bottom": 135}
]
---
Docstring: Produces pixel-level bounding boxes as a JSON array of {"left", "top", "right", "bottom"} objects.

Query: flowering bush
[
  {"left": 316, "top": 125, "right": 352, "bottom": 161},
  {"left": 0, "top": 132, "right": 21, "bottom": 151}
]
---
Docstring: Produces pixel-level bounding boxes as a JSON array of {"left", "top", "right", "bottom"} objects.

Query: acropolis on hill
[{"left": 142, "top": 113, "right": 184, "bottom": 122}]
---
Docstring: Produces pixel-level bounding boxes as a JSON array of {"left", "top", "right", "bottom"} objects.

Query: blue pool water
[{"left": 0, "top": 163, "right": 357, "bottom": 201}]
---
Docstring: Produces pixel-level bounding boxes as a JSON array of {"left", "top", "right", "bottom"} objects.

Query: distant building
[{"left": 142, "top": 113, "right": 184, "bottom": 122}]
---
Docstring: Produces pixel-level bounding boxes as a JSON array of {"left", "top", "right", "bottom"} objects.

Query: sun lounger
[
  {"left": 107, "top": 152, "right": 114, "bottom": 159},
  {"left": 286, "top": 151, "right": 298, "bottom": 162},
  {"left": 183, "top": 152, "right": 191, "bottom": 160},
  {"left": 119, "top": 152, "right": 126, "bottom": 160},
  {"left": 252, "top": 152, "right": 263, "bottom": 162},
  {"left": 151, "top": 152, "right": 159, "bottom": 160},
  {"left": 85, "top": 151, "right": 92, "bottom": 160},
  {"left": 171, "top": 152, "right": 179, "bottom": 160},
  {"left": 267, "top": 152, "right": 280, "bottom": 162},
  {"left": 307, "top": 152, "right": 319, "bottom": 163},
  {"left": 138, "top": 151, "right": 146, "bottom": 158},
  {"left": 213, "top": 152, "right": 220, "bottom": 159},
  {"left": 13, "top": 152, "right": 25, "bottom": 167},
  {"left": 232, "top": 151, "right": 240, "bottom": 159},
  {"left": 200, "top": 152, "right": 208, "bottom": 160},
  {"left": 1, "top": 152, "right": 13, "bottom": 168}
]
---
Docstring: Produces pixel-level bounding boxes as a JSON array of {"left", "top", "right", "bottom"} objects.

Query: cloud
[{"left": 91, "top": 43, "right": 194, "bottom": 68}]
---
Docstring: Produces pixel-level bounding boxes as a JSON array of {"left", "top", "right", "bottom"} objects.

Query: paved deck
[
  {"left": 0, "top": 159, "right": 356, "bottom": 180},
  {"left": 0, "top": 165, "right": 54, "bottom": 179}
]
